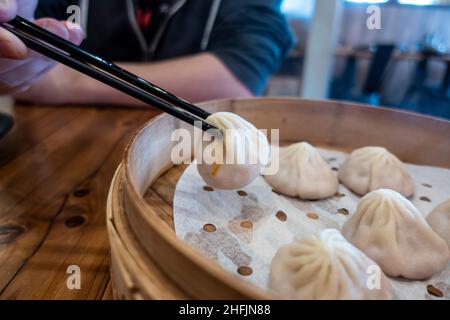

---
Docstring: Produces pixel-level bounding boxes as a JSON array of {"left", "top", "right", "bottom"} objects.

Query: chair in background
[
  {"left": 400, "top": 52, "right": 450, "bottom": 119},
  {"left": 330, "top": 55, "right": 356, "bottom": 101},
  {"left": 441, "top": 60, "right": 450, "bottom": 97},
  {"left": 330, "top": 44, "right": 396, "bottom": 106},
  {"left": 360, "top": 44, "right": 396, "bottom": 105}
]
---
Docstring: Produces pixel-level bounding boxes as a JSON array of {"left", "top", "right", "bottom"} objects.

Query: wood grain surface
[{"left": 0, "top": 104, "right": 157, "bottom": 300}]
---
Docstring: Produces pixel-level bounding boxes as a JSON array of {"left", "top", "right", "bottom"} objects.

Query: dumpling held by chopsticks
[{"left": 196, "top": 112, "right": 270, "bottom": 190}]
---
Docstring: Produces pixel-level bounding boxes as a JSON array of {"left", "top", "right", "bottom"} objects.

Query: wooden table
[{"left": 0, "top": 104, "right": 158, "bottom": 299}]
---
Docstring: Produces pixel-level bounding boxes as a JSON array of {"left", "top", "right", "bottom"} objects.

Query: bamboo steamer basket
[{"left": 107, "top": 97, "right": 450, "bottom": 300}]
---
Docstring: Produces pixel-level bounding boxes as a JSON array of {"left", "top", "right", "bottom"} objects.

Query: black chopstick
[
  {"left": 8, "top": 16, "right": 211, "bottom": 120},
  {"left": 2, "top": 16, "right": 217, "bottom": 132}
]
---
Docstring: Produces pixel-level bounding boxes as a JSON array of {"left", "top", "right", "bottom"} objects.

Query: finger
[
  {"left": 0, "top": 77, "right": 32, "bottom": 94},
  {"left": 2, "top": 80, "right": 31, "bottom": 94},
  {"left": 0, "top": 18, "right": 82, "bottom": 60},
  {"left": 0, "top": 0, "right": 17, "bottom": 22},
  {"left": 0, "top": 0, "right": 39, "bottom": 59},
  {"left": 10, "top": 62, "right": 53, "bottom": 93},
  {"left": 35, "top": 18, "right": 70, "bottom": 40},
  {"left": 0, "top": 55, "right": 28, "bottom": 73},
  {"left": 0, "top": 55, "right": 54, "bottom": 87},
  {"left": 63, "top": 21, "right": 84, "bottom": 45},
  {"left": 0, "top": 26, "right": 27, "bottom": 59},
  {"left": 29, "top": 18, "right": 71, "bottom": 60}
]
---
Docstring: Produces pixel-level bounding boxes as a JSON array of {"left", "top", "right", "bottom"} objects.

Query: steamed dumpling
[
  {"left": 338, "top": 147, "right": 415, "bottom": 197},
  {"left": 342, "top": 189, "right": 449, "bottom": 279},
  {"left": 427, "top": 199, "right": 450, "bottom": 248},
  {"left": 264, "top": 142, "right": 339, "bottom": 199},
  {"left": 269, "top": 229, "right": 393, "bottom": 300},
  {"left": 196, "top": 112, "right": 269, "bottom": 190}
]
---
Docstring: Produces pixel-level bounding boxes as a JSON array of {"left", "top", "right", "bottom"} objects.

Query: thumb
[
  {"left": 0, "top": 0, "right": 38, "bottom": 21},
  {"left": 0, "top": 18, "right": 83, "bottom": 60},
  {"left": 34, "top": 18, "right": 70, "bottom": 40},
  {"left": 34, "top": 19, "right": 84, "bottom": 45},
  {"left": 63, "top": 21, "right": 85, "bottom": 45},
  {"left": 0, "top": 0, "right": 18, "bottom": 22},
  {"left": 28, "top": 18, "right": 70, "bottom": 59},
  {"left": 28, "top": 19, "right": 84, "bottom": 60}
]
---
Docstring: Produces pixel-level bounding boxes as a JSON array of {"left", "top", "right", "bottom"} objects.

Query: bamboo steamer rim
[
  {"left": 120, "top": 97, "right": 450, "bottom": 299},
  {"left": 108, "top": 164, "right": 193, "bottom": 299}
]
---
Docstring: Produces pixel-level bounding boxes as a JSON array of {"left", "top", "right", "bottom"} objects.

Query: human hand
[
  {"left": 0, "top": 0, "right": 84, "bottom": 93},
  {"left": 14, "top": 63, "right": 84, "bottom": 104}
]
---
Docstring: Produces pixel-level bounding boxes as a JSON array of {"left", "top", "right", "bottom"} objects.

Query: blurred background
[{"left": 267, "top": 0, "right": 450, "bottom": 119}]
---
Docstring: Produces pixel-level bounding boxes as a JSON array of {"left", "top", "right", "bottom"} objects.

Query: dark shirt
[{"left": 36, "top": 0, "right": 294, "bottom": 95}]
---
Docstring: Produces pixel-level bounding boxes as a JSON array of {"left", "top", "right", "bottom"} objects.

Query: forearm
[{"left": 76, "top": 53, "right": 252, "bottom": 105}]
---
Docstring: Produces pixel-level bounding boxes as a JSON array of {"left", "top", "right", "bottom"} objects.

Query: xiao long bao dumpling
[
  {"left": 338, "top": 147, "right": 415, "bottom": 197},
  {"left": 264, "top": 142, "right": 339, "bottom": 199},
  {"left": 342, "top": 189, "right": 449, "bottom": 280},
  {"left": 196, "top": 112, "right": 270, "bottom": 190},
  {"left": 269, "top": 229, "right": 393, "bottom": 300},
  {"left": 427, "top": 199, "right": 450, "bottom": 248}
]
